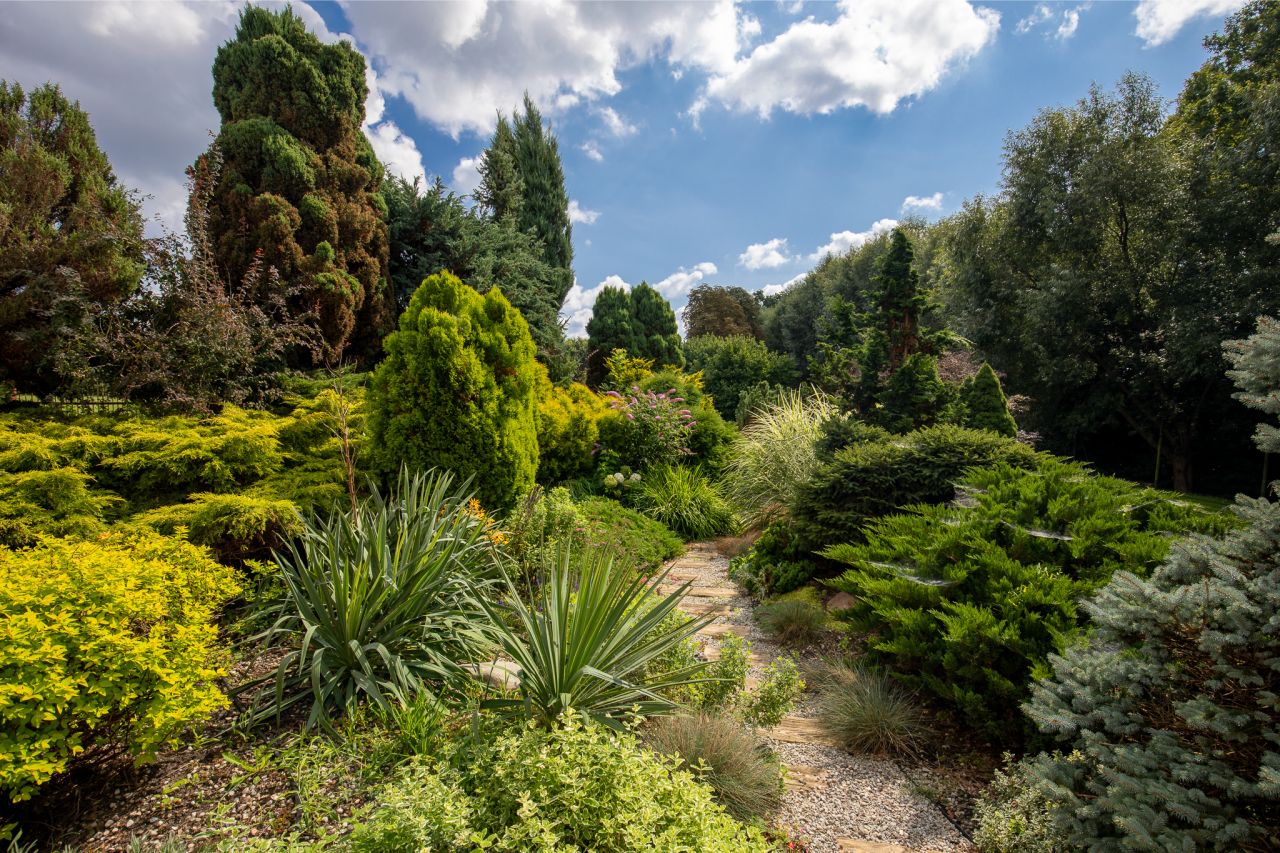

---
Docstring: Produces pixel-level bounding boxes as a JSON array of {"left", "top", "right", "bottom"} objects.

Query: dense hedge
[
  {"left": 825, "top": 459, "right": 1234, "bottom": 734},
  {"left": 0, "top": 533, "right": 239, "bottom": 800},
  {"left": 791, "top": 423, "right": 1042, "bottom": 552}
]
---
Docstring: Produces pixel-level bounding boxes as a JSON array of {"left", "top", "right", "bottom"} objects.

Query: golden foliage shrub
[{"left": 0, "top": 533, "right": 240, "bottom": 801}]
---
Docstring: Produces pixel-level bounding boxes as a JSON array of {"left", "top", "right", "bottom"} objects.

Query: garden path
[{"left": 660, "top": 543, "right": 972, "bottom": 853}]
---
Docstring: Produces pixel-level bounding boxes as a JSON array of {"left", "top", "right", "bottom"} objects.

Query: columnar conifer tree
[
  {"left": 474, "top": 96, "right": 573, "bottom": 350},
  {"left": 0, "top": 81, "right": 145, "bottom": 394},
  {"left": 475, "top": 116, "right": 523, "bottom": 222},
  {"left": 367, "top": 272, "right": 539, "bottom": 512},
  {"left": 585, "top": 285, "right": 636, "bottom": 386},
  {"left": 511, "top": 94, "right": 572, "bottom": 279},
  {"left": 207, "top": 6, "right": 391, "bottom": 365},
  {"left": 629, "top": 282, "right": 683, "bottom": 369}
]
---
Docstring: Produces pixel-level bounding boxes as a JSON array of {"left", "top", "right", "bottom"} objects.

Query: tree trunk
[{"left": 1168, "top": 426, "right": 1195, "bottom": 493}]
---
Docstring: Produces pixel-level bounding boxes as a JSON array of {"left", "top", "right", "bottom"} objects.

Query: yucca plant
[
  {"left": 637, "top": 465, "right": 737, "bottom": 539},
  {"left": 248, "top": 468, "right": 499, "bottom": 732},
  {"left": 481, "top": 546, "right": 714, "bottom": 727}
]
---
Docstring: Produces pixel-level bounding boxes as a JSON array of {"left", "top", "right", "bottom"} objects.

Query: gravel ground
[{"left": 667, "top": 543, "right": 974, "bottom": 853}]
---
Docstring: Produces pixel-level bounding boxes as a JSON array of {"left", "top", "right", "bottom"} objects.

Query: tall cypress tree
[
  {"left": 208, "top": 6, "right": 391, "bottom": 366},
  {"left": 874, "top": 228, "right": 926, "bottom": 372},
  {"left": 585, "top": 285, "right": 636, "bottom": 386},
  {"left": 629, "top": 282, "right": 683, "bottom": 368},
  {"left": 511, "top": 94, "right": 572, "bottom": 278},
  {"left": 475, "top": 115, "right": 523, "bottom": 222},
  {"left": 0, "top": 81, "right": 145, "bottom": 394}
]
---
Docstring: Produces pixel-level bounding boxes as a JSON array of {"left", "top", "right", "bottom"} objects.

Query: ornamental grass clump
[
  {"left": 644, "top": 712, "right": 785, "bottom": 821},
  {"left": 815, "top": 665, "right": 925, "bottom": 759},
  {"left": 754, "top": 593, "right": 827, "bottom": 647},
  {"left": 723, "top": 389, "right": 837, "bottom": 526},
  {"left": 637, "top": 465, "right": 737, "bottom": 540},
  {"left": 250, "top": 468, "right": 500, "bottom": 732}
]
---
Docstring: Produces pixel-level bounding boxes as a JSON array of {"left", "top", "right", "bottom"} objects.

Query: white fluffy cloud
[
  {"left": 1017, "top": 3, "right": 1088, "bottom": 40},
  {"left": 598, "top": 106, "right": 638, "bottom": 138},
  {"left": 568, "top": 200, "right": 601, "bottom": 225},
  {"left": 902, "top": 192, "right": 944, "bottom": 213},
  {"left": 581, "top": 141, "right": 605, "bottom": 162},
  {"left": 739, "top": 238, "right": 791, "bottom": 270},
  {"left": 762, "top": 273, "right": 807, "bottom": 297},
  {"left": 654, "top": 261, "right": 718, "bottom": 299},
  {"left": 809, "top": 218, "right": 899, "bottom": 261},
  {"left": 0, "top": 1, "right": 241, "bottom": 233},
  {"left": 702, "top": 0, "right": 1000, "bottom": 119},
  {"left": 363, "top": 66, "right": 426, "bottom": 184},
  {"left": 451, "top": 156, "right": 483, "bottom": 196},
  {"left": 1134, "top": 0, "right": 1244, "bottom": 46},
  {"left": 343, "top": 0, "right": 752, "bottom": 136}
]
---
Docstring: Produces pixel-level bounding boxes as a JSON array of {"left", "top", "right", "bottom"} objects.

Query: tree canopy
[
  {"left": 0, "top": 81, "right": 145, "bottom": 394},
  {"left": 207, "top": 5, "right": 391, "bottom": 366}
]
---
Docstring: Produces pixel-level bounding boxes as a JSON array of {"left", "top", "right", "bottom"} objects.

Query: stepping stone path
[{"left": 663, "top": 542, "right": 972, "bottom": 853}]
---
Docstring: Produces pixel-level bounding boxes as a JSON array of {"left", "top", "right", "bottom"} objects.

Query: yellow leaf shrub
[
  {"left": 0, "top": 533, "right": 240, "bottom": 801},
  {"left": 536, "top": 382, "right": 608, "bottom": 484}
]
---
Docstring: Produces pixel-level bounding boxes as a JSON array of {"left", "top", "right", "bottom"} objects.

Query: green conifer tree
[
  {"left": 873, "top": 352, "right": 948, "bottom": 433},
  {"left": 874, "top": 228, "right": 927, "bottom": 372},
  {"left": 962, "top": 362, "right": 1018, "bottom": 437},
  {"left": 629, "top": 282, "right": 684, "bottom": 369},
  {"left": 0, "top": 81, "right": 145, "bottom": 394},
  {"left": 367, "top": 272, "right": 539, "bottom": 512},
  {"left": 585, "top": 285, "right": 637, "bottom": 386},
  {"left": 511, "top": 94, "right": 572, "bottom": 276},
  {"left": 1016, "top": 318, "right": 1280, "bottom": 847},
  {"left": 207, "top": 6, "right": 391, "bottom": 365},
  {"left": 475, "top": 115, "right": 523, "bottom": 221}
]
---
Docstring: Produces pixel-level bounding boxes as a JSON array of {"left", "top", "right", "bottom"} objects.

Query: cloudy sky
[{"left": 0, "top": 0, "right": 1244, "bottom": 336}]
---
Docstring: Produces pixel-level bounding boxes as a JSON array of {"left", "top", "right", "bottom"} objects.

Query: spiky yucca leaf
[
  {"left": 482, "top": 546, "right": 713, "bottom": 726},
  {"left": 249, "top": 468, "right": 499, "bottom": 732}
]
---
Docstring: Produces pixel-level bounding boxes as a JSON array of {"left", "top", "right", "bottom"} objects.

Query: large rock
[{"left": 826, "top": 591, "right": 857, "bottom": 612}]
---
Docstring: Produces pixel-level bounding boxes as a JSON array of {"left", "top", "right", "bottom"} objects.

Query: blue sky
[{"left": 0, "top": 0, "right": 1243, "bottom": 336}]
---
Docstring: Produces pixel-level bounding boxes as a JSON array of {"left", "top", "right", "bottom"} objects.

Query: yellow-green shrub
[
  {"left": 134, "top": 493, "right": 303, "bottom": 561},
  {"left": 536, "top": 382, "right": 607, "bottom": 484},
  {"left": 0, "top": 533, "right": 240, "bottom": 801},
  {"left": 97, "top": 407, "right": 285, "bottom": 504},
  {"left": 0, "top": 467, "right": 120, "bottom": 547}
]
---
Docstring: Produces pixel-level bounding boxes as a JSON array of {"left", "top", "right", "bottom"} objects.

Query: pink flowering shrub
[{"left": 598, "top": 385, "right": 697, "bottom": 470}]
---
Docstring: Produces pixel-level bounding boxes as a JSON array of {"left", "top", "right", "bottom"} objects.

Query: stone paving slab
[
  {"left": 659, "top": 585, "right": 741, "bottom": 599},
  {"left": 836, "top": 841, "right": 913, "bottom": 853},
  {"left": 679, "top": 599, "right": 732, "bottom": 618},
  {"left": 694, "top": 622, "right": 749, "bottom": 639},
  {"left": 767, "top": 715, "right": 841, "bottom": 747},
  {"left": 784, "top": 763, "right": 830, "bottom": 793}
]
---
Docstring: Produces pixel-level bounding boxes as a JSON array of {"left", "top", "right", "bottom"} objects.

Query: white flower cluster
[{"left": 603, "top": 471, "right": 642, "bottom": 488}]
